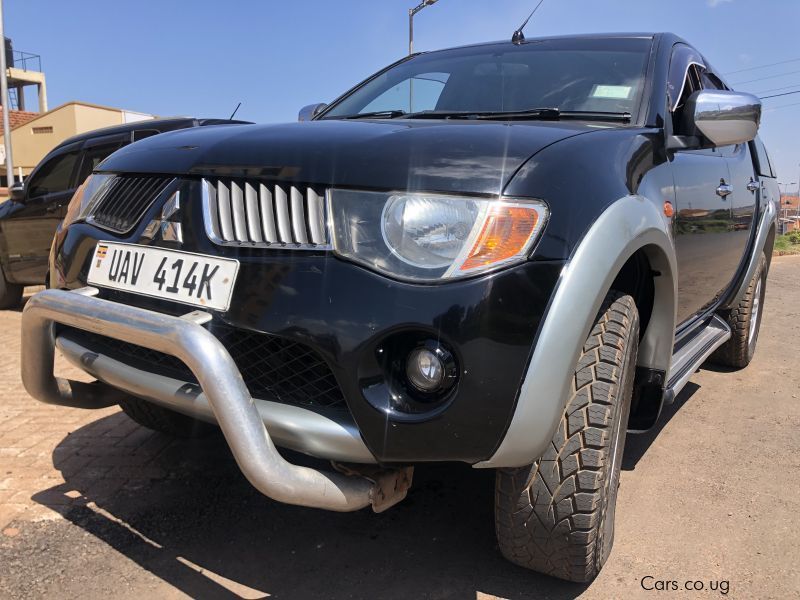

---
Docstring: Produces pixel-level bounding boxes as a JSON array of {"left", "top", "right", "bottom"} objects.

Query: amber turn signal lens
[
  {"left": 663, "top": 200, "right": 674, "bottom": 218},
  {"left": 460, "top": 205, "right": 540, "bottom": 272}
]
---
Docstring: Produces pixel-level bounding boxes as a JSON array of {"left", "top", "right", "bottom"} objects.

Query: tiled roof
[{"left": 0, "top": 107, "right": 39, "bottom": 129}]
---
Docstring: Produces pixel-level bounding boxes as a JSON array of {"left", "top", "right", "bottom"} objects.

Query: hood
[{"left": 98, "top": 119, "right": 605, "bottom": 195}]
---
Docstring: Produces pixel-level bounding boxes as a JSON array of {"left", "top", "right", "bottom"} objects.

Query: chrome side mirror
[
  {"left": 682, "top": 90, "right": 761, "bottom": 147},
  {"left": 298, "top": 103, "right": 328, "bottom": 122}
]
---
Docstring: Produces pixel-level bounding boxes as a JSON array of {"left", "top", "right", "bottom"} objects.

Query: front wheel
[
  {"left": 494, "top": 291, "right": 639, "bottom": 583},
  {"left": 0, "top": 266, "right": 23, "bottom": 310}
]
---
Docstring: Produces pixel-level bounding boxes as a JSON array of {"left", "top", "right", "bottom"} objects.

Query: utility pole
[
  {"left": 0, "top": 0, "right": 13, "bottom": 188},
  {"left": 409, "top": 0, "right": 438, "bottom": 55},
  {"left": 408, "top": 0, "right": 438, "bottom": 112}
]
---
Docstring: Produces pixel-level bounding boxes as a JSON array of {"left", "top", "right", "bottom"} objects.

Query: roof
[
  {"left": 55, "top": 117, "right": 199, "bottom": 147},
  {"left": 1, "top": 108, "right": 39, "bottom": 129},
  {"left": 52, "top": 117, "right": 250, "bottom": 149},
  {"left": 7, "top": 100, "right": 155, "bottom": 134},
  {"left": 417, "top": 32, "right": 660, "bottom": 55}
]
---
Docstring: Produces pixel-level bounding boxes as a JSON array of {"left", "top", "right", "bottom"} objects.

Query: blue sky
[{"left": 6, "top": 0, "right": 799, "bottom": 188}]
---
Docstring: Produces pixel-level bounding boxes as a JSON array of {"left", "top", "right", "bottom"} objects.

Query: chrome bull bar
[{"left": 20, "top": 287, "right": 411, "bottom": 513}]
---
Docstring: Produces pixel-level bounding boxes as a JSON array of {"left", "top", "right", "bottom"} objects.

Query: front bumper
[
  {"left": 21, "top": 287, "right": 411, "bottom": 512},
  {"left": 54, "top": 199, "right": 564, "bottom": 463}
]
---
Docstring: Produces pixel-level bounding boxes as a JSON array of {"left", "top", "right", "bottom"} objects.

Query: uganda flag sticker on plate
[{"left": 95, "top": 244, "right": 108, "bottom": 268}]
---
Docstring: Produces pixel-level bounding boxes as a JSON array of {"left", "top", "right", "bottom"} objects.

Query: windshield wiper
[
  {"left": 550, "top": 110, "right": 632, "bottom": 123},
  {"left": 337, "top": 108, "right": 631, "bottom": 123},
  {"left": 402, "top": 108, "right": 632, "bottom": 123},
  {"left": 403, "top": 108, "right": 562, "bottom": 120},
  {"left": 340, "top": 110, "right": 407, "bottom": 120}
]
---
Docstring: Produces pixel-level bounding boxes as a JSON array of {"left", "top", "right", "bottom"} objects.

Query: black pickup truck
[{"left": 21, "top": 33, "right": 777, "bottom": 582}]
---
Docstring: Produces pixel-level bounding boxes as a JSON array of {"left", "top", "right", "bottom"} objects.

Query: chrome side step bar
[
  {"left": 663, "top": 314, "right": 731, "bottom": 404},
  {"left": 21, "top": 288, "right": 411, "bottom": 513}
]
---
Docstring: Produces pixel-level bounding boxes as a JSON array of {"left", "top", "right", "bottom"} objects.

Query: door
[
  {"left": 669, "top": 59, "right": 742, "bottom": 322},
  {"left": 703, "top": 67, "right": 758, "bottom": 279},
  {"left": 0, "top": 146, "right": 81, "bottom": 284},
  {"left": 722, "top": 142, "right": 757, "bottom": 263},
  {"left": 672, "top": 148, "right": 739, "bottom": 322}
]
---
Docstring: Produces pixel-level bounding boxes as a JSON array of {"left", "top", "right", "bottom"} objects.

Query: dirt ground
[{"left": 0, "top": 258, "right": 799, "bottom": 599}]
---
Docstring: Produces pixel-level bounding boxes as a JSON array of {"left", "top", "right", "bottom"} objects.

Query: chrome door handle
[
  {"left": 716, "top": 183, "right": 733, "bottom": 198},
  {"left": 746, "top": 179, "right": 759, "bottom": 193}
]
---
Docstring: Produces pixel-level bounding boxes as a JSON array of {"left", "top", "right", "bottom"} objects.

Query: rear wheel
[
  {"left": 0, "top": 267, "right": 22, "bottom": 309},
  {"left": 494, "top": 291, "right": 639, "bottom": 582},
  {"left": 119, "top": 396, "right": 216, "bottom": 438},
  {"left": 711, "top": 253, "right": 767, "bottom": 369}
]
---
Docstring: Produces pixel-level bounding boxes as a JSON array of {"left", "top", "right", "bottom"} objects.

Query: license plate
[{"left": 87, "top": 242, "right": 239, "bottom": 311}]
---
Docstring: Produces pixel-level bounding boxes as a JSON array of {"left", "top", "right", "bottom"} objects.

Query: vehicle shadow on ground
[
  {"left": 33, "top": 412, "right": 590, "bottom": 600},
  {"left": 622, "top": 381, "right": 700, "bottom": 471}
]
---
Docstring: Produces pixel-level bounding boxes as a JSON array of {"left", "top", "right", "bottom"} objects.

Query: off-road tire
[
  {"left": 119, "top": 396, "right": 216, "bottom": 438},
  {"left": 0, "top": 266, "right": 23, "bottom": 310},
  {"left": 495, "top": 291, "right": 639, "bottom": 583},
  {"left": 710, "top": 253, "right": 767, "bottom": 369}
]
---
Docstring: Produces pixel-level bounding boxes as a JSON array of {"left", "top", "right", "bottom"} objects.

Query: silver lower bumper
[
  {"left": 55, "top": 335, "right": 376, "bottom": 464},
  {"left": 21, "top": 287, "right": 411, "bottom": 513}
]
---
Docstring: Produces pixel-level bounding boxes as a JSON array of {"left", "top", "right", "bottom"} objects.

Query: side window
[
  {"left": 76, "top": 142, "right": 126, "bottom": 183},
  {"left": 752, "top": 138, "right": 774, "bottom": 178},
  {"left": 132, "top": 129, "right": 161, "bottom": 142},
  {"left": 26, "top": 151, "right": 80, "bottom": 198},
  {"left": 671, "top": 63, "right": 726, "bottom": 157},
  {"left": 667, "top": 44, "right": 704, "bottom": 112},
  {"left": 699, "top": 69, "right": 726, "bottom": 91},
  {"left": 360, "top": 72, "right": 449, "bottom": 114},
  {"left": 672, "top": 64, "right": 702, "bottom": 128}
]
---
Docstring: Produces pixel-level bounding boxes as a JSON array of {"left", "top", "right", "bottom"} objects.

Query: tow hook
[{"left": 332, "top": 463, "right": 414, "bottom": 513}]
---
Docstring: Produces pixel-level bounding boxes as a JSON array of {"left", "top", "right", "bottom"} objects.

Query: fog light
[{"left": 406, "top": 348, "right": 445, "bottom": 392}]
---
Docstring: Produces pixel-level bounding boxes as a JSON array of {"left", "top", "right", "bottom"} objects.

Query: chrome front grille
[
  {"left": 203, "top": 179, "right": 329, "bottom": 248},
  {"left": 89, "top": 176, "right": 174, "bottom": 234}
]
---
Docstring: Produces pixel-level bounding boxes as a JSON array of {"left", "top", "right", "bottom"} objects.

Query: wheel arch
[{"left": 475, "top": 195, "right": 677, "bottom": 468}]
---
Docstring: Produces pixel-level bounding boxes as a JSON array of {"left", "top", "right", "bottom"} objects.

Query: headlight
[
  {"left": 62, "top": 173, "right": 114, "bottom": 230},
  {"left": 329, "top": 190, "right": 548, "bottom": 281}
]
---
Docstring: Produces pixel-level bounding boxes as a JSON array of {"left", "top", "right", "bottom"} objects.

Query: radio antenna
[
  {"left": 512, "top": 0, "right": 547, "bottom": 45},
  {"left": 229, "top": 102, "right": 242, "bottom": 120}
]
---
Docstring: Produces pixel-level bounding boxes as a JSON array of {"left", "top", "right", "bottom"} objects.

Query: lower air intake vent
[
  {"left": 203, "top": 178, "right": 329, "bottom": 248},
  {"left": 89, "top": 176, "right": 174, "bottom": 234},
  {"left": 64, "top": 325, "right": 347, "bottom": 411}
]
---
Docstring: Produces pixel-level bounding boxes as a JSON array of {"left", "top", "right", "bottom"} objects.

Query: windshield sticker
[{"left": 591, "top": 85, "right": 633, "bottom": 99}]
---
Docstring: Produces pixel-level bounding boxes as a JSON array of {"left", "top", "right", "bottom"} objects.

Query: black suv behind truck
[
  {"left": 0, "top": 117, "right": 249, "bottom": 308},
  {"left": 20, "top": 33, "right": 778, "bottom": 582}
]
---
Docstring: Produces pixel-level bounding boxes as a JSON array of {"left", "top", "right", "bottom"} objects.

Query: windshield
[{"left": 323, "top": 37, "right": 652, "bottom": 119}]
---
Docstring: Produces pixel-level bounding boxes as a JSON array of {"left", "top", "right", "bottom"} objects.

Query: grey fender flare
[
  {"left": 727, "top": 196, "right": 776, "bottom": 308},
  {"left": 475, "top": 195, "right": 677, "bottom": 469}
]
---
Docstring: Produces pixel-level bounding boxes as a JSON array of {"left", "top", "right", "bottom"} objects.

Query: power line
[
  {"left": 761, "top": 90, "right": 800, "bottom": 100},
  {"left": 724, "top": 57, "right": 800, "bottom": 75},
  {"left": 752, "top": 82, "right": 800, "bottom": 95},
  {"left": 764, "top": 101, "right": 800, "bottom": 112},
  {"left": 731, "top": 69, "right": 800, "bottom": 86}
]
